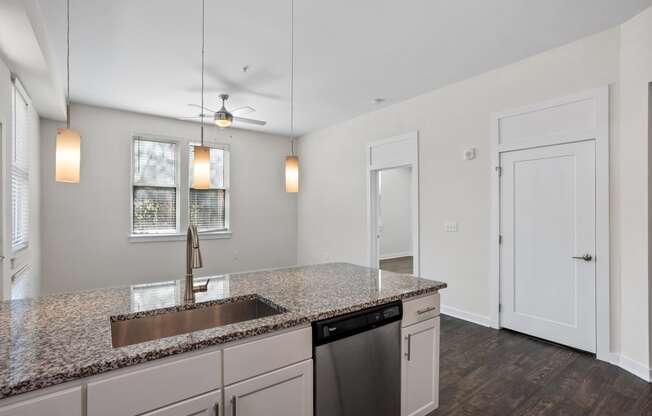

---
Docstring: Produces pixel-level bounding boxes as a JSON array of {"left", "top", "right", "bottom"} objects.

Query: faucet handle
[{"left": 192, "top": 280, "right": 209, "bottom": 293}]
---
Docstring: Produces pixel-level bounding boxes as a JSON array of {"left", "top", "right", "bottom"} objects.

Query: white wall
[
  {"left": 297, "top": 27, "right": 630, "bottom": 358},
  {"left": 0, "top": 58, "right": 41, "bottom": 300},
  {"left": 619, "top": 5, "right": 652, "bottom": 372},
  {"left": 40, "top": 104, "right": 297, "bottom": 293},
  {"left": 379, "top": 167, "right": 412, "bottom": 258}
]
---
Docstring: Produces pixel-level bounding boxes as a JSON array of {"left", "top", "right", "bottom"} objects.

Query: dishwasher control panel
[{"left": 313, "top": 301, "right": 403, "bottom": 346}]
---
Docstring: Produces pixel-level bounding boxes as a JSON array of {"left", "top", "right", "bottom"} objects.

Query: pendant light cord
[
  {"left": 200, "top": 0, "right": 205, "bottom": 147},
  {"left": 290, "top": 0, "right": 295, "bottom": 155},
  {"left": 66, "top": 0, "right": 71, "bottom": 128}
]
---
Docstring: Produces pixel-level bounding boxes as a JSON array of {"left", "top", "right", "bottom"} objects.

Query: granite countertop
[{"left": 0, "top": 262, "right": 446, "bottom": 400}]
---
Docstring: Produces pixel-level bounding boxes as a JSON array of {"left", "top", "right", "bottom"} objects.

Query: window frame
[
  {"left": 128, "top": 134, "right": 231, "bottom": 243},
  {"left": 10, "top": 80, "right": 30, "bottom": 253},
  {"left": 129, "top": 135, "right": 181, "bottom": 238}
]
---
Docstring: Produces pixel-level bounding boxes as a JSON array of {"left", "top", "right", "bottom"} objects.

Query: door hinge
[
  {"left": 499, "top": 303, "right": 502, "bottom": 312},
  {"left": 495, "top": 166, "right": 502, "bottom": 176},
  {"left": 498, "top": 235, "right": 502, "bottom": 244}
]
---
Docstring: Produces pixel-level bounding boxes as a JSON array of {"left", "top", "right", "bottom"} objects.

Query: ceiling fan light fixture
[{"left": 214, "top": 110, "right": 233, "bottom": 128}]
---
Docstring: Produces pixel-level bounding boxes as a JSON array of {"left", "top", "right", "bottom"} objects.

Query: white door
[
  {"left": 500, "top": 140, "right": 596, "bottom": 352},
  {"left": 401, "top": 317, "right": 440, "bottom": 416},
  {"left": 224, "top": 360, "right": 312, "bottom": 416}
]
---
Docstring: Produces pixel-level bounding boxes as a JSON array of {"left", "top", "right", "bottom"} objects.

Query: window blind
[
  {"left": 11, "top": 88, "right": 29, "bottom": 250},
  {"left": 189, "top": 145, "right": 227, "bottom": 231},
  {"left": 132, "top": 138, "right": 178, "bottom": 234},
  {"left": 190, "top": 189, "right": 226, "bottom": 231}
]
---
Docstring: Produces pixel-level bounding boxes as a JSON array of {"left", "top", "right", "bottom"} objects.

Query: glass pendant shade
[
  {"left": 55, "top": 127, "right": 81, "bottom": 183},
  {"left": 214, "top": 111, "right": 233, "bottom": 128},
  {"left": 193, "top": 145, "right": 211, "bottom": 189},
  {"left": 285, "top": 155, "right": 299, "bottom": 193}
]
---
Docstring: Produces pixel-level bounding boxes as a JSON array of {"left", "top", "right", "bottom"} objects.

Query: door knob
[{"left": 572, "top": 254, "right": 593, "bottom": 262}]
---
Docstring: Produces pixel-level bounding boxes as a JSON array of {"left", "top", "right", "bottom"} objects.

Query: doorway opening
[
  {"left": 367, "top": 132, "right": 419, "bottom": 276},
  {"left": 377, "top": 167, "right": 414, "bottom": 274}
]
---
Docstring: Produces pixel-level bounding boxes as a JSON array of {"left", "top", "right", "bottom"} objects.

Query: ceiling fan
[{"left": 181, "top": 94, "right": 267, "bottom": 128}]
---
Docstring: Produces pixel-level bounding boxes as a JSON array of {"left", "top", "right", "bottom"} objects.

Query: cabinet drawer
[
  {"left": 223, "top": 327, "right": 311, "bottom": 385},
  {"left": 87, "top": 351, "right": 221, "bottom": 416},
  {"left": 0, "top": 387, "right": 81, "bottom": 416},
  {"left": 140, "top": 390, "right": 221, "bottom": 416},
  {"left": 402, "top": 294, "right": 439, "bottom": 327}
]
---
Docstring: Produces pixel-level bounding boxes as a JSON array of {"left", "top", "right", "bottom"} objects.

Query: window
[
  {"left": 189, "top": 145, "right": 228, "bottom": 232},
  {"left": 11, "top": 86, "right": 29, "bottom": 251},
  {"left": 132, "top": 138, "right": 178, "bottom": 234}
]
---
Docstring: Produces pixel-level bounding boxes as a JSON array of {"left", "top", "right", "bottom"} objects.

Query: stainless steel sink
[{"left": 111, "top": 296, "right": 285, "bottom": 348}]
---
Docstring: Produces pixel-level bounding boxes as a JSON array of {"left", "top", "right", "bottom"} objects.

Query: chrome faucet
[{"left": 184, "top": 225, "right": 208, "bottom": 303}]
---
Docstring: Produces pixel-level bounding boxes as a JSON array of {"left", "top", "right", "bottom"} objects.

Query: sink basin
[{"left": 111, "top": 296, "right": 285, "bottom": 348}]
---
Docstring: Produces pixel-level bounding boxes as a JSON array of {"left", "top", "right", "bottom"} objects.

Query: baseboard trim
[
  {"left": 379, "top": 252, "right": 412, "bottom": 260},
  {"left": 441, "top": 305, "right": 492, "bottom": 327},
  {"left": 607, "top": 353, "right": 651, "bottom": 382}
]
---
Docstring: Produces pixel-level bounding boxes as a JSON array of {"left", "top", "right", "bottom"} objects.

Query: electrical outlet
[{"left": 445, "top": 221, "right": 458, "bottom": 232}]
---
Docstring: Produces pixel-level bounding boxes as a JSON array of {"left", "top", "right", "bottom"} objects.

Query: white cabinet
[
  {"left": 0, "top": 387, "right": 82, "bottom": 416},
  {"left": 224, "top": 359, "right": 313, "bottom": 416},
  {"left": 87, "top": 351, "right": 221, "bottom": 416},
  {"left": 401, "top": 317, "right": 440, "bottom": 416},
  {"left": 141, "top": 390, "right": 221, "bottom": 416}
]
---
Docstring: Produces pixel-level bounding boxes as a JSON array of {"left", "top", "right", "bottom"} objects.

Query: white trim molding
[
  {"left": 490, "top": 86, "right": 611, "bottom": 361},
  {"left": 128, "top": 231, "right": 232, "bottom": 243},
  {"left": 607, "top": 354, "right": 652, "bottom": 382},
  {"left": 366, "top": 131, "right": 420, "bottom": 275},
  {"left": 379, "top": 252, "right": 413, "bottom": 260},
  {"left": 441, "top": 305, "right": 492, "bottom": 328}
]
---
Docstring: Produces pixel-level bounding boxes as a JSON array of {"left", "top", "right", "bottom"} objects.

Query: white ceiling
[{"left": 24, "top": 0, "right": 652, "bottom": 135}]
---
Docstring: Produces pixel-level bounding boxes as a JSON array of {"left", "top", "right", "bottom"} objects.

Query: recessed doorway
[
  {"left": 367, "top": 132, "right": 419, "bottom": 275},
  {"left": 377, "top": 167, "right": 414, "bottom": 274}
]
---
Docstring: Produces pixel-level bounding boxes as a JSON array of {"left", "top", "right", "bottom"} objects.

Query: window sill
[{"left": 128, "top": 230, "right": 232, "bottom": 243}]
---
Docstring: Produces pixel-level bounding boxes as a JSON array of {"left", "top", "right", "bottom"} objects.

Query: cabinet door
[
  {"left": 224, "top": 360, "right": 312, "bottom": 416},
  {"left": 401, "top": 317, "right": 440, "bottom": 416},
  {"left": 0, "top": 387, "right": 81, "bottom": 416},
  {"left": 141, "top": 390, "right": 221, "bottom": 416}
]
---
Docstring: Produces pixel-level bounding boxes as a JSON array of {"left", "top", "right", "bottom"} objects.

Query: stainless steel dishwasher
[{"left": 313, "top": 301, "right": 402, "bottom": 416}]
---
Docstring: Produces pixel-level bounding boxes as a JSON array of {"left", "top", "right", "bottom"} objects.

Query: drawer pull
[
  {"left": 416, "top": 306, "right": 437, "bottom": 315},
  {"left": 404, "top": 335, "right": 412, "bottom": 361}
]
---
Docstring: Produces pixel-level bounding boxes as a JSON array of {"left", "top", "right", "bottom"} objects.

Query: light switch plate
[{"left": 445, "top": 221, "right": 458, "bottom": 232}]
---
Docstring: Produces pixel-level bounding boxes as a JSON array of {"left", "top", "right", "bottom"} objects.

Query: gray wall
[
  {"left": 297, "top": 27, "right": 623, "bottom": 355},
  {"left": 40, "top": 104, "right": 297, "bottom": 293}
]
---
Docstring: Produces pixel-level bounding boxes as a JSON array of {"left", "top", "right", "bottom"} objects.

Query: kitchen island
[{"left": 0, "top": 262, "right": 446, "bottom": 415}]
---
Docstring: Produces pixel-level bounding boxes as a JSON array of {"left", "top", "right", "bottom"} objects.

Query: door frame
[
  {"left": 367, "top": 131, "right": 420, "bottom": 275},
  {"left": 490, "top": 86, "right": 610, "bottom": 361}
]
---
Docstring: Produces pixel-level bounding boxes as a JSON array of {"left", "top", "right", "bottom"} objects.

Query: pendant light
[
  {"left": 285, "top": 0, "right": 299, "bottom": 193},
  {"left": 56, "top": 0, "right": 81, "bottom": 183},
  {"left": 192, "top": 0, "right": 210, "bottom": 190}
]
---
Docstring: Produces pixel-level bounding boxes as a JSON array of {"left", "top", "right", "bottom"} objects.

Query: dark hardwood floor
[
  {"left": 429, "top": 315, "right": 652, "bottom": 415},
  {"left": 379, "top": 256, "right": 413, "bottom": 274}
]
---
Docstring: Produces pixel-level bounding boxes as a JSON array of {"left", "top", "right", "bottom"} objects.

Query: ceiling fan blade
[
  {"left": 231, "top": 105, "right": 256, "bottom": 115},
  {"left": 188, "top": 103, "right": 217, "bottom": 113},
  {"left": 177, "top": 113, "right": 212, "bottom": 120},
  {"left": 233, "top": 116, "right": 266, "bottom": 126}
]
